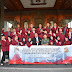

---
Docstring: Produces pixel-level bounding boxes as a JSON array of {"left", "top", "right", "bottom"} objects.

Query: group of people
[{"left": 1, "top": 22, "right": 72, "bottom": 65}]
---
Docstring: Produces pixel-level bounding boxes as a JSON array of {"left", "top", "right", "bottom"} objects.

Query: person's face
[
  {"left": 28, "top": 31, "right": 30, "bottom": 34},
  {"left": 54, "top": 23, "right": 56, "bottom": 26},
  {"left": 44, "top": 30, "right": 47, "bottom": 34},
  {"left": 33, "top": 28, "right": 35, "bottom": 31},
  {"left": 51, "top": 36, "right": 53, "bottom": 40},
  {"left": 29, "top": 38, "right": 31, "bottom": 42},
  {"left": 17, "top": 24, "right": 20, "bottom": 28},
  {"left": 35, "top": 33, "right": 38, "bottom": 37},
  {"left": 57, "top": 36, "right": 60, "bottom": 40},
  {"left": 65, "top": 38, "right": 68, "bottom": 41},
  {"left": 23, "top": 38, "right": 25, "bottom": 41},
  {"left": 8, "top": 37, "right": 11, "bottom": 40},
  {"left": 13, "top": 29, "right": 16, "bottom": 32},
  {"left": 8, "top": 28, "right": 11, "bottom": 32},
  {"left": 2, "top": 36, "right": 5, "bottom": 39},
  {"left": 47, "top": 23, "right": 50, "bottom": 26},
  {"left": 44, "top": 35, "right": 47, "bottom": 39},
  {"left": 30, "top": 24, "right": 33, "bottom": 28},
  {"left": 39, "top": 24, "right": 42, "bottom": 28},
  {"left": 59, "top": 28, "right": 62, "bottom": 32},
  {"left": 20, "top": 30, "right": 22, "bottom": 34},
  {"left": 15, "top": 36, "right": 18, "bottom": 40},
  {"left": 24, "top": 25, "right": 27, "bottom": 28}
]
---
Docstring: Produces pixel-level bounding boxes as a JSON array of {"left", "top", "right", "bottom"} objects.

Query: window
[
  {"left": 68, "top": 21, "right": 72, "bottom": 28},
  {"left": 7, "top": 22, "right": 12, "bottom": 28}
]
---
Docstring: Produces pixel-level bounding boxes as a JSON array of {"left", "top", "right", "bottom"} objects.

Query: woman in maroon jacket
[
  {"left": 12, "top": 35, "right": 19, "bottom": 45},
  {"left": 55, "top": 36, "right": 62, "bottom": 46},
  {"left": 49, "top": 36, "right": 55, "bottom": 45},
  {"left": 6, "top": 36, "right": 12, "bottom": 58},
  {"left": 64, "top": 36, "right": 71, "bottom": 45},
  {"left": 1, "top": 35, "right": 7, "bottom": 65},
  {"left": 27, "top": 38, "right": 33, "bottom": 47}
]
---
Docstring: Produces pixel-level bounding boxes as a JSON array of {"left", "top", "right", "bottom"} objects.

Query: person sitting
[
  {"left": 64, "top": 36, "right": 71, "bottom": 45},
  {"left": 32, "top": 33, "right": 41, "bottom": 45},
  {"left": 41, "top": 34, "right": 49, "bottom": 45},
  {"left": 1, "top": 35, "right": 7, "bottom": 65},
  {"left": 27, "top": 38, "right": 33, "bottom": 47},
  {"left": 55, "top": 36, "right": 62, "bottom": 46},
  {"left": 12, "top": 35, "right": 19, "bottom": 45},
  {"left": 49, "top": 36, "right": 54, "bottom": 45}
]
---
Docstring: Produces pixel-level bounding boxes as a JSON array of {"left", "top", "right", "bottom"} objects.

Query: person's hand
[
  {"left": 30, "top": 41, "right": 32, "bottom": 44},
  {"left": 51, "top": 42, "right": 53, "bottom": 45},
  {"left": 36, "top": 41, "right": 39, "bottom": 43},
  {"left": 2, "top": 28, "right": 4, "bottom": 30}
]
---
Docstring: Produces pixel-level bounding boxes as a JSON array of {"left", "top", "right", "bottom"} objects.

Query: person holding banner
[
  {"left": 41, "top": 34, "right": 49, "bottom": 45},
  {"left": 1, "top": 35, "right": 7, "bottom": 65},
  {"left": 32, "top": 33, "right": 41, "bottom": 45}
]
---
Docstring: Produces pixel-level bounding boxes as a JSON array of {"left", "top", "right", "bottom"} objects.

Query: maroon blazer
[
  {"left": 46, "top": 26, "right": 51, "bottom": 33},
  {"left": 52, "top": 26, "right": 58, "bottom": 33},
  {"left": 36, "top": 28, "right": 44, "bottom": 39},
  {"left": 62, "top": 27, "right": 69, "bottom": 36},
  {"left": 27, "top": 42, "right": 32, "bottom": 47},
  {"left": 12, "top": 39, "right": 19, "bottom": 45},
  {"left": 1, "top": 39, "right": 7, "bottom": 52},
  {"left": 49, "top": 40, "right": 54, "bottom": 45},
  {"left": 57, "top": 32, "right": 65, "bottom": 43},
  {"left": 1, "top": 30, "right": 12, "bottom": 40},
  {"left": 64, "top": 41, "right": 71, "bottom": 45},
  {"left": 6, "top": 40, "right": 11, "bottom": 51},
  {"left": 16, "top": 27, "right": 22, "bottom": 34}
]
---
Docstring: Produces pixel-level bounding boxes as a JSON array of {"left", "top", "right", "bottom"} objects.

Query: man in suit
[{"left": 32, "top": 33, "right": 41, "bottom": 45}]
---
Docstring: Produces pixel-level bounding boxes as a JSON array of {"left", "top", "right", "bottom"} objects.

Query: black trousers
[
  {"left": 1, "top": 51, "right": 7, "bottom": 63},
  {"left": 1, "top": 51, "right": 9, "bottom": 63}
]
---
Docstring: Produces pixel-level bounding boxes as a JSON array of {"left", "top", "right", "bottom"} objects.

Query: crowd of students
[{"left": 1, "top": 22, "right": 72, "bottom": 65}]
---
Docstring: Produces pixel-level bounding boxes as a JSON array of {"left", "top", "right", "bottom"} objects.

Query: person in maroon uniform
[
  {"left": 31, "top": 27, "right": 36, "bottom": 39},
  {"left": 49, "top": 36, "right": 55, "bottom": 45},
  {"left": 52, "top": 23, "right": 58, "bottom": 33},
  {"left": 23, "top": 24, "right": 28, "bottom": 35},
  {"left": 27, "top": 38, "right": 33, "bottom": 47},
  {"left": 55, "top": 36, "right": 62, "bottom": 46},
  {"left": 28, "top": 24, "right": 34, "bottom": 32},
  {"left": 36, "top": 24, "right": 44, "bottom": 39},
  {"left": 19, "top": 38, "right": 26, "bottom": 46},
  {"left": 46, "top": 22, "right": 52, "bottom": 33},
  {"left": 11, "top": 28, "right": 17, "bottom": 39},
  {"left": 26, "top": 30, "right": 33, "bottom": 41},
  {"left": 1, "top": 28, "right": 12, "bottom": 40},
  {"left": 17, "top": 30, "right": 23, "bottom": 42},
  {"left": 12, "top": 35, "right": 19, "bottom": 45},
  {"left": 62, "top": 24, "right": 69, "bottom": 37},
  {"left": 16, "top": 24, "right": 22, "bottom": 34},
  {"left": 64, "top": 36, "right": 71, "bottom": 45},
  {"left": 6, "top": 36, "right": 12, "bottom": 59},
  {"left": 57, "top": 28, "right": 65, "bottom": 44},
  {"left": 1, "top": 35, "right": 7, "bottom": 65}
]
